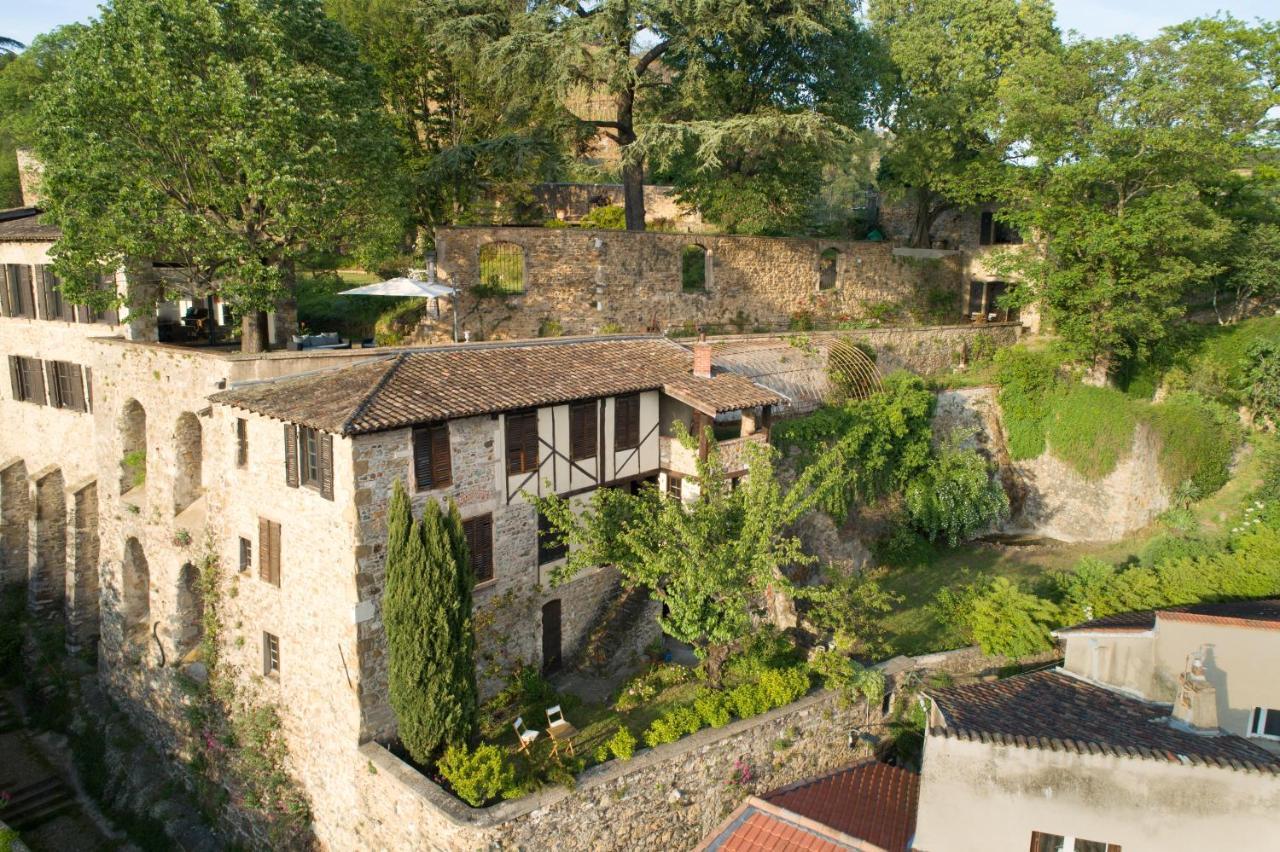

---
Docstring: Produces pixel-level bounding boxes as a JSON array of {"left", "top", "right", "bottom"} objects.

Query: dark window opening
[
  {"left": 712, "top": 417, "right": 742, "bottom": 442},
  {"left": 681, "top": 245, "right": 708, "bottom": 292},
  {"left": 238, "top": 537, "right": 252, "bottom": 573},
  {"left": 298, "top": 426, "right": 320, "bottom": 488},
  {"left": 538, "top": 510, "right": 568, "bottom": 565},
  {"left": 979, "top": 210, "right": 1022, "bottom": 246},
  {"left": 236, "top": 418, "right": 248, "bottom": 467},
  {"left": 818, "top": 248, "right": 839, "bottom": 290},
  {"left": 667, "top": 475, "right": 683, "bottom": 500},
  {"left": 478, "top": 242, "right": 526, "bottom": 294}
]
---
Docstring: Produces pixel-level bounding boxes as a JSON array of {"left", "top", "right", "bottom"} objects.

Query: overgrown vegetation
[{"left": 934, "top": 439, "right": 1280, "bottom": 658}]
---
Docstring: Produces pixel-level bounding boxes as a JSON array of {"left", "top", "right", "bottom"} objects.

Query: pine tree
[{"left": 383, "top": 484, "right": 478, "bottom": 764}]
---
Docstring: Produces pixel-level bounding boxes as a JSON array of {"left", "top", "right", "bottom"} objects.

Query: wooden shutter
[
  {"left": 44, "top": 362, "right": 62, "bottom": 408},
  {"left": 15, "top": 266, "right": 34, "bottom": 318},
  {"left": 615, "top": 394, "right": 640, "bottom": 450},
  {"left": 283, "top": 423, "right": 299, "bottom": 488},
  {"left": 259, "top": 518, "right": 281, "bottom": 586},
  {"left": 570, "top": 401, "right": 597, "bottom": 461},
  {"left": 506, "top": 411, "right": 538, "bottom": 474},
  {"left": 24, "top": 358, "right": 45, "bottom": 405},
  {"left": 430, "top": 424, "right": 451, "bottom": 488},
  {"left": 464, "top": 514, "right": 493, "bottom": 583},
  {"left": 69, "top": 365, "right": 87, "bottom": 412},
  {"left": 319, "top": 432, "right": 334, "bottom": 501},
  {"left": 0, "top": 265, "right": 10, "bottom": 316},
  {"left": 7, "top": 356, "right": 21, "bottom": 400}
]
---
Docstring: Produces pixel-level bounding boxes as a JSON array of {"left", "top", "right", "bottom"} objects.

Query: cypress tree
[{"left": 383, "top": 486, "right": 479, "bottom": 764}]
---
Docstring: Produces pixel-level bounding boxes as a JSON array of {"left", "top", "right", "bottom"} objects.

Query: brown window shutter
[
  {"left": 615, "top": 394, "right": 640, "bottom": 449},
  {"left": 44, "top": 362, "right": 61, "bottom": 408},
  {"left": 0, "top": 265, "right": 10, "bottom": 316},
  {"left": 25, "top": 358, "right": 45, "bottom": 405},
  {"left": 464, "top": 514, "right": 494, "bottom": 583},
  {"left": 570, "top": 401, "right": 597, "bottom": 461},
  {"left": 258, "top": 517, "right": 271, "bottom": 583},
  {"left": 319, "top": 432, "right": 334, "bottom": 501},
  {"left": 35, "top": 267, "right": 50, "bottom": 319},
  {"left": 16, "top": 266, "right": 34, "bottom": 317},
  {"left": 412, "top": 426, "right": 433, "bottom": 490},
  {"left": 271, "top": 521, "right": 282, "bottom": 586},
  {"left": 7, "top": 356, "right": 21, "bottom": 400},
  {"left": 430, "top": 423, "right": 452, "bottom": 488},
  {"left": 506, "top": 411, "right": 538, "bottom": 474},
  {"left": 69, "top": 365, "right": 87, "bottom": 412},
  {"left": 284, "top": 423, "right": 299, "bottom": 488}
]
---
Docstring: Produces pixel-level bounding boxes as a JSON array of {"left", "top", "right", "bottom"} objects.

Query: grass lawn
[
  {"left": 296, "top": 268, "right": 407, "bottom": 342},
  {"left": 877, "top": 435, "right": 1272, "bottom": 656}
]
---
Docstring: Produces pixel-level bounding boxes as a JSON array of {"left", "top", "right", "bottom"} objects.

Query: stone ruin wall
[{"left": 432, "top": 226, "right": 969, "bottom": 343}]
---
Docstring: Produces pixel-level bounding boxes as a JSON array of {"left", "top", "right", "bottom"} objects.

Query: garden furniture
[
  {"left": 545, "top": 705, "right": 578, "bottom": 757},
  {"left": 513, "top": 717, "right": 541, "bottom": 754}
]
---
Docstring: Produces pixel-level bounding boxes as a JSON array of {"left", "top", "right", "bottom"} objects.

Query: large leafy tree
[
  {"left": 36, "top": 0, "right": 406, "bottom": 352},
  {"left": 993, "top": 18, "right": 1280, "bottom": 368},
  {"left": 535, "top": 430, "right": 846, "bottom": 685},
  {"left": 325, "top": 0, "right": 569, "bottom": 245},
  {"left": 869, "top": 0, "right": 1058, "bottom": 247},
  {"left": 0, "top": 27, "right": 82, "bottom": 207},
  {"left": 383, "top": 482, "right": 478, "bottom": 765},
  {"left": 489, "top": 0, "right": 869, "bottom": 230}
]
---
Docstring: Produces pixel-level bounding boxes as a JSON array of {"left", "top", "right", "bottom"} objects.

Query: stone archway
[
  {"left": 0, "top": 459, "right": 30, "bottom": 585},
  {"left": 119, "top": 399, "right": 147, "bottom": 496},
  {"left": 66, "top": 480, "right": 101, "bottom": 651},
  {"left": 172, "top": 561, "right": 204, "bottom": 662},
  {"left": 173, "top": 412, "right": 203, "bottom": 515},
  {"left": 29, "top": 466, "right": 66, "bottom": 614},
  {"left": 121, "top": 536, "right": 150, "bottom": 659}
]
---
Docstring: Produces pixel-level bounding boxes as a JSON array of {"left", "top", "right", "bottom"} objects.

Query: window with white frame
[
  {"left": 1249, "top": 707, "right": 1280, "bottom": 740},
  {"left": 1030, "top": 832, "right": 1120, "bottom": 852}
]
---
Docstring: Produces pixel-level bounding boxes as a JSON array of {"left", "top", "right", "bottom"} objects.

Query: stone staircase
[
  {"left": 573, "top": 585, "right": 654, "bottom": 675},
  {"left": 0, "top": 776, "right": 76, "bottom": 830}
]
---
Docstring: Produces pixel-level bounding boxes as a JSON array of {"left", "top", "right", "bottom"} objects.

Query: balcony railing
[{"left": 660, "top": 430, "right": 768, "bottom": 478}]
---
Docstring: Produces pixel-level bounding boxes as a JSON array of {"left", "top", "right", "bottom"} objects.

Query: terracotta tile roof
[
  {"left": 698, "top": 799, "right": 870, "bottom": 852},
  {"left": 211, "top": 336, "right": 778, "bottom": 435},
  {"left": 0, "top": 207, "right": 60, "bottom": 242},
  {"left": 1056, "top": 599, "right": 1280, "bottom": 635},
  {"left": 928, "top": 669, "right": 1280, "bottom": 775},
  {"left": 763, "top": 761, "right": 919, "bottom": 852},
  {"left": 662, "top": 373, "right": 784, "bottom": 416}
]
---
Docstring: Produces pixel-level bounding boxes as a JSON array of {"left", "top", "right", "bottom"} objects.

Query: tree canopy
[
  {"left": 990, "top": 17, "right": 1279, "bottom": 367},
  {"left": 36, "top": 0, "right": 406, "bottom": 351},
  {"left": 870, "top": 0, "right": 1058, "bottom": 247}
]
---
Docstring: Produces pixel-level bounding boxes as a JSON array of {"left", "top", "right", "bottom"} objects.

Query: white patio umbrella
[{"left": 337, "top": 276, "right": 459, "bottom": 342}]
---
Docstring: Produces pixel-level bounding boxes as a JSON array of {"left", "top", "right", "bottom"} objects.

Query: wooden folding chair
[
  {"left": 545, "top": 704, "right": 578, "bottom": 757},
  {"left": 513, "top": 716, "right": 540, "bottom": 754}
]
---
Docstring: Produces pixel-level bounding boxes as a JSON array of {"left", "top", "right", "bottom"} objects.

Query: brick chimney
[{"left": 693, "top": 333, "right": 712, "bottom": 379}]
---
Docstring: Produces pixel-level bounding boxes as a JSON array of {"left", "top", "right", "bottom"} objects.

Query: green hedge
[
  {"left": 1145, "top": 394, "right": 1241, "bottom": 493},
  {"left": 1045, "top": 384, "right": 1139, "bottom": 480}
]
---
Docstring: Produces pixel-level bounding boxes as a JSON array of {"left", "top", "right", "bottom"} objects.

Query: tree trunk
[
  {"left": 272, "top": 260, "right": 299, "bottom": 347},
  {"left": 909, "top": 187, "right": 935, "bottom": 248},
  {"left": 616, "top": 84, "right": 646, "bottom": 231},
  {"left": 703, "top": 643, "right": 731, "bottom": 689},
  {"left": 241, "top": 311, "right": 269, "bottom": 353}
]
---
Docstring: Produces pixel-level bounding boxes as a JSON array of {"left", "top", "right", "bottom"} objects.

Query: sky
[{"left": 3, "top": 0, "right": 1276, "bottom": 46}]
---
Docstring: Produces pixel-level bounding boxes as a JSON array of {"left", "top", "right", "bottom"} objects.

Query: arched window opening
[
  {"left": 119, "top": 399, "right": 147, "bottom": 495},
  {"left": 478, "top": 242, "right": 526, "bottom": 295},
  {"left": 32, "top": 467, "right": 67, "bottom": 613},
  {"left": 681, "top": 245, "right": 708, "bottom": 293},
  {"left": 121, "top": 537, "right": 150, "bottom": 656},
  {"left": 818, "top": 248, "right": 839, "bottom": 290},
  {"left": 173, "top": 412, "right": 203, "bottom": 515},
  {"left": 173, "top": 561, "right": 204, "bottom": 661}
]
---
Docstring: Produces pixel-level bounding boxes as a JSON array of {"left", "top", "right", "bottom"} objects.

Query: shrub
[
  {"left": 606, "top": 726, "right": 638, "bottom": 760},
  {"left": 904, "top": 442, "right": 1009, "bottom": 545},
  {"left": 1045, "top": 384, "right": 1138, "bottom": 480},
  {"left": 121, "top": 450, "right": 147, "bottom": 488},
  {"left": 581, "top": 205, "right": 626, "bottom": 230},
  {"left": 936, "top": 578, "right": 1061, "bottom": 658},
  {"left": 993, "top": 347, "right": 1062, "bottom": 460},
  {"left": 693, "top": 690, "right": 733, "bottom": 728},
  {"left": 757, "top": 667, "right": 811, "bottom": 707},
  {"left": 808, "top": 565, "right": 900, "bottom": 659},
  {"left": 808, "top": 650, "right": 885, "bottom": 704},
  {"left": 643, "top": 705, "right": 703, "bottom": 747},
  {"left": 438, "top": 744, "right": 515, "bottom": 807},
  {"left": 1144, "top": 393, "right": 1241, "bottom": 494},
  {"left": 1241, "top": 338, "right": 1280, "bottom": 425},
  {"left": 727, "top": 682, "right": 771, "bottom": 719}
]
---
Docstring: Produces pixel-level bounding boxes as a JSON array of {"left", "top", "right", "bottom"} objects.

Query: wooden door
[{"left": 542, "top": 599, "right": 562, "bottom": 673}]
